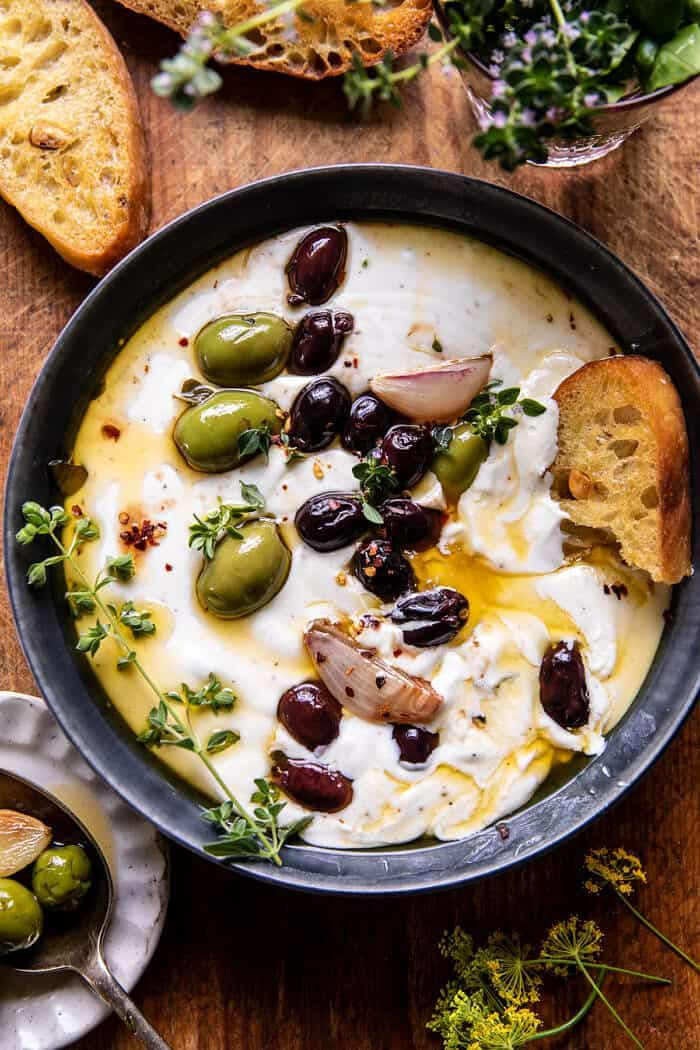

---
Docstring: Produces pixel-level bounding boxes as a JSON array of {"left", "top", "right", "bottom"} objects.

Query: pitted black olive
[
  {"left": 295, "top": 492, "right": 366, "bottom": 552},
  {"left": 286, "top": 226, "right": 348, "bottom": 307},
  {"left": 539, "top": 640, "right": 590, "bottom": 729},
  {"left": 271, "top": 752, "right": 353, "bottom": 812},
  {"left": 380, "top": 499, "right": 443, "bottom": 552},
  {"left": 286, "top": 377, "right": 351, "bottom": 452},
  {"left": 341, "top": 393, "right": 397, "bottom": 454},
  {"left": 289, "top": 310, "right": 354, "bottom": 375},
  {"left": 392, "top": 724, "right": 440, "bottom": 765},
  {"left": 391, "top": 587, "right": 469, "bottom": 647},
  {"left": 353, "top": 538, "right": 415, "bottom": 601},
  {"left": 277, "top": 682, "right": 342, "bottom": 749},
  {"left": 381, "top": 425, "right": 433, "bottom": 489}
]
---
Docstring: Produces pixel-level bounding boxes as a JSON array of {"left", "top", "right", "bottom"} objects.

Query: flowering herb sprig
[
  {"left": 16, "top": 498, "right": 309, "bottom": 866},
  {"left": 153, "top": 1, "right": 700, "bottom": 170},
  {"left": 352, "top": 457, "right": 399, "bottom": 522},
  {"left": 585, "top": 847, "right": 700, "bottom": 973}
]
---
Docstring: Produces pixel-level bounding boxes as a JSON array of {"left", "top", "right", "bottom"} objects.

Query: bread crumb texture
[
  {"left": 553, "top": 355, "right": 691, "bottom": 585},
  {"left": 0, "top": 0, "right": 149, "bottom": 275},
  {"left": 116, "top": 0, "right": 433, "bottom": 79}
]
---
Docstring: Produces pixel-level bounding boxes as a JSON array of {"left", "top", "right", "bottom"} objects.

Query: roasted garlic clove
[
  {"left": 304, "top": 619, "right": 443, "bottom": 724},
  {"left": 369, "top": 356, "right": 492, "bottom": 423},
  {"left": 0, "top": 809, "right": 52, "bottom": 877}
]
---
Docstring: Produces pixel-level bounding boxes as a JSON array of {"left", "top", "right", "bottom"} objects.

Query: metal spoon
[{"left": 0, "top": 769, "right": 171, "bottom": 1049}]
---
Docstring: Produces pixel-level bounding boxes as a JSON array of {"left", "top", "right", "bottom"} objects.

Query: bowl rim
[{"left": 5, "top": 164, "right": 699, "bottom": 895}]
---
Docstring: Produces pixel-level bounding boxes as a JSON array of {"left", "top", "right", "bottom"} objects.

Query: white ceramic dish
[{"left": 0, "top": 692, "right": 169, "bottom": 1050}]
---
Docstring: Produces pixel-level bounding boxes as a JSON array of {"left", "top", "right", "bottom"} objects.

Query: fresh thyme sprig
[
  {"left": 203, "top": 779, "right": 312, "bottom": 860},
  {"left": 352, "top": 457, "right": 399, "bottom": 522},
  {"left": 16, "top": 498, "right": 307, "bottom": 866},
  {"left": 343, "top": 36, "right": 460, "bottom": 117},
  {"left": 188, "top": 481, "right": 265, "bottom": 559},
  {"left": 238, "top": 425, "right": 272, "bottom": 463},
  {"left": 151, "top": 1, "right": 308, "bottom": 109},
  {"left": 585, "top": 847, "right": 700, "bottom": 973},
  {"left": 464, "top": 381, "right": 546, "bottom": 445}
]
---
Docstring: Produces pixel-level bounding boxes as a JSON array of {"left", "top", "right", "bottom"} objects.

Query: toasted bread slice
[
  {"left": 115, "top": 0, "right": 432, "bottom": 80},
  {"left": 552, "top": 355, "right": 691, "bottom": 584},
  {"left": 0, "top": 0, "right": 149, "bottom": 276}
]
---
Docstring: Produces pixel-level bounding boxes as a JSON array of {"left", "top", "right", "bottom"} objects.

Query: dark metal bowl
[{"left": 5, "top": 166, "right": 699, "bottom": 894}]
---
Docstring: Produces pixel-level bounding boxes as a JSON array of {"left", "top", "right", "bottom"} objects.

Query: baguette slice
[
  {"left": 115, "top": 0, "right": 432, "bottom": 80},
  {"left": 0, "top": 0, "right": 149, "bottom": 276},
  {"left": 552, "top": 355, "right": 691, "bottom": 584}
]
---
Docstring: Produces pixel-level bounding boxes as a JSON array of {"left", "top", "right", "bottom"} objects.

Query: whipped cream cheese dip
[{"left": 64, "top": 222, "right": 669, "bottom": 848}]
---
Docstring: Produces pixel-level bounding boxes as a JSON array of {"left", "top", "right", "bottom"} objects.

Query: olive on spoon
[{"left": 0, "top": 769, "right": 170, "bottom": 1050}]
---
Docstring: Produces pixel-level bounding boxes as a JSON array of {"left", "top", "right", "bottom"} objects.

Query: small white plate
[{"left": 0, "top": 692, "right": 169, "bottom": 1050}]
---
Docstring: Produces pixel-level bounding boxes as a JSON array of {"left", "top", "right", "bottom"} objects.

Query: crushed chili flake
[
  {"left": 375, "top": 674, "right": 386, "bottom": 690},
  {"left": 611, "top": 582, "right": 628, "bottom": 600},
  {"left": 120, "top": 518, "right": 167, "bottom": 551},
  {"left": 569, "top": 311, "right": 577, "bottom": 331},
  {"left": 496, "top": 823, "right": 510, "bottom": 841},
  {"left": 393, "top": 648, "right": 402, "bottom": 658},
  {"left": 545, "top": 313, "right": 554, "bottom": 323},
  {"left": 101, "top": 424, "right": 121, "bottom": 441},
  {"left": 165, "top": 563, "right": 173, "bottom": 572},
  {"left": 70, "top": 504, "right": 83, "bottom": 517},
  {"left": 345, "top": 686, "right": 355, "bottom": 698},
  {"left": 178, "top": 337, "right": 189, "bottom": 347}
]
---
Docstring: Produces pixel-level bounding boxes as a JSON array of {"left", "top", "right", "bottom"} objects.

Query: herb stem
[
  {"left": 614, "top": 887, "right": 700, "bottom": 973},
  {"left": 526, "top": 966, "right": 605, "bottom": 1042},
  {"left": 53, "top": 524, "right": 281, "bottom": 864},
  {"left": 548, "top": 0, "right": 577, "bottom": 78},
  {"left": 390, "top": 37, "right": 459, "bottom": 85},
  {"left": 578, "top": 961, "right": 643, "bottom": 1049},
  {"left": 218, "top": 0, "right": 305, "bottom": 44},
  {"left": 591, "top": 963, "right": 670, "bottom": 985}
]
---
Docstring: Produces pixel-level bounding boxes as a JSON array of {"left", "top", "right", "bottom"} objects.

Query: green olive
[
  {"left": 173, "top": 389, "right": 281, "bottom": 473},
  {"left": 195, "top": 312, "right": 293, "bottom": 387},
  {"left": 196, "top": 520, "right": 291, "bottom": 619},
  {"left": 432, "top": 424, "right": 488, "bottom": 501},
  {"left": 0, "top": 877, "right": 43, "bottom": 952},
  {"left": 32, "top": 845, "right": 92, "bottom": 912}
]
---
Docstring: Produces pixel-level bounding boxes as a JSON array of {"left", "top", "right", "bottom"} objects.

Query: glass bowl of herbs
[{"left": 432, "top": 0, "right": 700, "bottom": 169}]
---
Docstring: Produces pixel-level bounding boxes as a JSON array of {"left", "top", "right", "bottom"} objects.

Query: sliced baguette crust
[
  {"left": 552, "top": 355, "right": 691, "bottom": 584},
  {"left": 114, "top": 0, "right": 433, "bottom": 80},
  {"left": 0, "top": 0, "right": 149, "bottom": 276}
]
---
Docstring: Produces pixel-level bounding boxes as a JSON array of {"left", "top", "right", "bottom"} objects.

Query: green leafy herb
[
  {"left": 279, "top": 430, "right": 306, "bottom": 465},
  {"left": 647, "top": 23, "right": 700, "bottom": 91},
  {"left": 361, "top": 500, "right": 384, "bottom": 525},
  {"left": 189, "top": 482, "right": 265, "bottom": 558},
  {"left": 237, "top": 424, "right": 271, "bottom": 462},
  {"left": 432, "top": 425, "right": 454, "bottom": 453},
  {"left": 203, "top": 779, "right": 312, "bottom": 860},
  {"left": 16, "top": 498, "right": 308, "bottom": 866},
  {"left": 353, "top": 458, "right": 399, "bottom": 505},
  {"left": 463, "top": 382, "right": 546, "bottom": 446}
]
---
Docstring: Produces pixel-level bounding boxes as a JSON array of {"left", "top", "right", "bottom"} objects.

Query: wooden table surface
[{"left": 1, "top": 4, "right": 698, "bottom": 1048}]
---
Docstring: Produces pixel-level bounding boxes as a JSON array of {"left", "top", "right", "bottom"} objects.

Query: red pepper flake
[
  {"left": 71, "top": 504, "right": 83, "bottom": 517},
  {"left": 120, "top": 518, "right": 168, "bottom": 551},
  {"left": 345, "top": 686, "right": 355, "bottom": 698},
  {"left": 343, "top": 359, "right": 352, "bottom": 368},
  {"left": 282, "top": 483, "right": 288, "bottom": 492},
  {"left": 317, "top": 653, "right": 326, "bottom": 664},
  {"left": 496, "top": 823, "right": 510, "bottom": 841},
  {"left": 144, "top": 364, "right": 150, "bottom": 374},
  {"left": 352, "top": 357, "right": 359, "bottom": 368},
  {"left": 545, "top": 313, "right": 554, "bottom": 323},
  {"left": 611, "top": 582, "right": 628, "bottom": 600},
  {"left": 101, "top": 423, "right": 121, "bottom": 441},
  {"left": 569, "top": 311, "right": 577, "bottom": 331},
  {"left": 165, "top": 563, "right": 173, "bottom": 572},
  {"left": 393, "top": 648, "right": 402, "bottom": 658},
  {"left": 375, "top": 674, "right": 386, "bottom": 690},
  {"left": 178, "top": 337, "right": 189, "bottom": 347},
  {"left": 603, "top": 583, "right": 611, "bottom": 595}
]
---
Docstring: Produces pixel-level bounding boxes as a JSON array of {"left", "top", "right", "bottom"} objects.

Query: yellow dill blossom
[
  {"left": 466, "top": 1006, "right": 541, "bottom": 1049},
  {"left": 484, "top": 933, "right": 542, "bottom": 1006},
  {"left": 584, "top": 848, "right": 647, "bottom": 897},
  {"left": 541, "top": 916, "right": 603, "bottom": 974}
]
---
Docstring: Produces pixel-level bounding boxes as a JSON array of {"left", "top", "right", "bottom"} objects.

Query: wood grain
[{"left": 1, "top": 4, "right": 698, "bottom": 1047}]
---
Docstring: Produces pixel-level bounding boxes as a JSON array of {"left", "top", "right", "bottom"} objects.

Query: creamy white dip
[{"left": 65, "top": 223, "right": 669, "bottom": 848}]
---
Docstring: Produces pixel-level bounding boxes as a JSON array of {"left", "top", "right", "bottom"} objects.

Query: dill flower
[
  {"left": 584, "top": 847, "right": 647, "bottom": 896},
  {"left": 483, "top": 933, "right": 542, "bottom": 1006},
  {"left": 541, "top": 916, "right": 603, "bottom": 973},
  {"left": 467, "top": 1005, "right": 542, "bottom": 1049}
]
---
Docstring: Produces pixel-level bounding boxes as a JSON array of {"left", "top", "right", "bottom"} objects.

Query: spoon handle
[{"left": 79, "top": 950, "right": 171, "bottom": 1049}]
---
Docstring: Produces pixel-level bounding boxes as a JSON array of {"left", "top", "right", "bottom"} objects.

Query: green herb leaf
[
  {"left": 237, "top": 425, "right": 271, "bottom": 462},
  {"left": 118, "top": 601, "right": 156, "bottom": 638},
  {"left": 205, "top": 728, "right": 240, "bottom": 755},
  {"left": 189, "top": 485, "right": 266, "bottom": 558},
  {"left": 520, "top": 399, "right": 547, "bottom": 417},
  {"left": 76, "top": 621, "right": 109, "bottom": 657},
  {"left": 106, "top": 553, "right": 136, "bottom": 581},
  {"left": 362, "top": 500, "right": 384, "bottom": 525},
  {"left": 353, "top": 458, "right": 399, "bottom": 505},
  {"left": 648, "top": 23, "right": 700, "bottom": 90}
]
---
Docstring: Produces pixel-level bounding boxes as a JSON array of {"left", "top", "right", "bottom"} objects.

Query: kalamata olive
[
  {"left": 353, "top": 538, "right": 415, "bottom": 601},
  {"left": 286, "top": 226, "right": 347, "bottom": 307},
  {"left": 379, "top": 499, "right": 443, "bottom": 551},
  {"left": 432, "top": 423, "right": 488, "bottom": 502},
  {"left": 539, "top": 640, "right": 590, "bottom": 729},
  {"left": 295, "top": 492, "right": 366, "bottom": 552},
  {"left": 277, "top": 681, "right": 342, "bottom": 749},
  {"left": 391, "top": 587, "right": 469, "bottom": 647},
  {"left": 286, "top": 377, "right": 351, "bottom": 452},
  {"left": 381, "top": 425, "right": 433, "bottom": 489},
  {"left": 289, "top": 310, "right": 354, "bottom": 375},
  {"left": 341, "top": 393, "right": 397, "bottom": 454},
  {"left": 271, "top": 753, "right": 353, "bottom": 812},
  {"left": 392, "top": 724, "right": 439, "bottom": 765}
]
